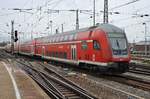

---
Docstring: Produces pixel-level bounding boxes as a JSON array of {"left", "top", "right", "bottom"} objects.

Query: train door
[
  {"left": 42, "top": 46, "right": 45, "bottom": 56},
  {"left": 71, "top": 45, "right": 77, "bottom": 60},
  {"left": 31, "top": 45, "right": 34, "bottom": 55}
]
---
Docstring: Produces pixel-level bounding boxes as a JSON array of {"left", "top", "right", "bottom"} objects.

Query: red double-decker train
[{"left": 13, "top": 24, "right": 131, "bottom": 74}]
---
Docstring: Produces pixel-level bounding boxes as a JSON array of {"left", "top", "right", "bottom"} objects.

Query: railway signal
[{"left": 14, "top": 30, "right": 18, "bottom": 42}]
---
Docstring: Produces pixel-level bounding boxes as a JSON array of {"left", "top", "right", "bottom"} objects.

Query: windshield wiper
[{"left": 116, "top": 40, "right": 120, "bottom": 49}]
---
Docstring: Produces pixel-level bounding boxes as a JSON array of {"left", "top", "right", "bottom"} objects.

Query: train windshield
[{"left": 108, "top": 33, "right": 128, "bottom": 55}]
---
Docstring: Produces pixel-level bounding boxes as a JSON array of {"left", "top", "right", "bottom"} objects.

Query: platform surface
[
  {"left": 0, "top": 62, "right": 16, "bottom": 99},
  {"left": 0, "top": 61, "right": 50, "bottom": 99}
]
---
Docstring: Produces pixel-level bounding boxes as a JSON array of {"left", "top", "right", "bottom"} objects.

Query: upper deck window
[
  {"left": 64, "top": 35, "right": 68, "bottom": 41},
  {"left": 60, "top": 36, "right": 64, "bottom": 41},
  {"left": 56, "top": 36, "right": 60, "bottom": 42},
  {"left": 69, "top": 34, "right": 74, "bottom": 40}
]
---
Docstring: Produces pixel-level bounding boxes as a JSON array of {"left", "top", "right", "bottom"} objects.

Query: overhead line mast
[
  {"left": 93, "top": 0, "right": 96, "bottom": 26},
  {"left": 104, "top": 0, "right": 108, "bottom": 23},
  {"left": 76, "top": 9, "right": 79, "bottom": 30}
]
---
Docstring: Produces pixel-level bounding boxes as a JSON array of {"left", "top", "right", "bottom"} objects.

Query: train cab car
[
  {"left": 76, "top": 24, "right": 130, "bottom": 73},
  {"left": 95, "top": 24, "right": 130, "bottom": 73}
]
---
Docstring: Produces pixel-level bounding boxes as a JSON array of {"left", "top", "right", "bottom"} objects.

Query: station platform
[{"left": 0, "top": 61, "right": 50, "bottom": 99}]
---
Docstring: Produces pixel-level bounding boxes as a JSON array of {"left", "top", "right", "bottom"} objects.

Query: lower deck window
[
  {"left": 93, "top": 40, "right": 100, "bottom": 50},
  {"left": 47, "top": 51, "right": 67, "bottom": 59},
  {"left": 81, "top": 41, "right": 87, "bottom": 50}
]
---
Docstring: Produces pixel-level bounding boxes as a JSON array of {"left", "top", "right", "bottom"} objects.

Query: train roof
[
  {"left": 20, "top": 24, "right": 125, "bottom": 44},
  {"left": 97, "top": 24, "right": 124, "bottom": 33},
  {"left": 59, "top": 23, "right": 124, "bottom": 35},
  {"left": 61, "top": 23, "right": 124, "bottom": 34},
  {"left": 35, "top": 24, "right": 124, "bottom": 40}
]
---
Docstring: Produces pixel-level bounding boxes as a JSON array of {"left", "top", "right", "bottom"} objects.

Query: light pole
[
  {"left": 143, "top": 22, "right": 147, "bottom": 55},
  {"left": 31, "top": 24, "right": 33, "bottom": 40},
  {"left": 61, "top": 23, "right": 64, "bottom": 33}
]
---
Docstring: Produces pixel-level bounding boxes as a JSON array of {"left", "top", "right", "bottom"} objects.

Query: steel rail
[
  {"left": 129, "top": 69, "right": 150, "bottom": 76},
  {"left": 16, "top": 61, "right": 60, "bottom": 99},
  {"left": 15, "top": 60, "right": 96, "bottom": 99},
  {"left": 111, "top": 74, "right": 150, "bottom": 91},
  {"left": 39, "top": 62, "right": 93, "bottom": 95}
]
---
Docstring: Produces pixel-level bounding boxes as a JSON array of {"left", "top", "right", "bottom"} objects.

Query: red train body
[{"left": 14, "top": 24, "right": 131, "bottom": 74}]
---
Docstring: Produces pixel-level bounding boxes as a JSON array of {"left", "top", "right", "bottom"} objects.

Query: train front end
[
  {"left": 78, "top": 24, "right": 131, "bottom": 74},
  {"left": 95, "top": 24, "right": 131, "bottom": 74},
  {"left": 107, "top": 31, "right": 130, "bottom": 73}
]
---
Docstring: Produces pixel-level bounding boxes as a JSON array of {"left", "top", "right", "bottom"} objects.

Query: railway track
[
  {"left": 129, "top": 63, "right": 150, "bottom": 76},
  {"left": 129, "top": 69, "right": 150, "bottom": 76},
  {"left": 38, "top": 60, "right": 150, "bottom": 92},
  {"left": 2, "top": 50, "right": 150, "bottom": 97},
  {"left": 0, "top": 50, "right": 17, "bottom": 62},
  {"left": 104, "top": 74, "right": 150, "bottom": 92},
  {"left": 15, "top": 59, "right": 97, "bottom": 99}
]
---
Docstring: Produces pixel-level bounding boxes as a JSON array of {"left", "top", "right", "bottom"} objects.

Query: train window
[
  {"left": 59, "top": 36, "right": 62, "bottom": 41},
  {"left": 93, "top": 40, "right": 100, "bottom": 50},
  {"left": 56, "top": 52, "right": 58, "bottom": 57},
  {"left": 47, "top": 51, "right": 49, "bottom": 56},
  {"left": 59, "top": 52, "right": 61, "bottom": 58},
  {"left": 49, "top": 38, "right": 51, "bottom": 42},
  {"left": 53, "top": 52, "right": 55, "bottom": 57},
  {"left": 60, "top": 36, "right": 64, "bottom": 41},
  {"left": 64, "top": 35, "right": 68, "bottom": 41},
  {"left": 71, "top": 34, "right": 74, "bottom": 40},
  {"left": 69, "top": 34, "right": 74, "bottom": 40},
  {"left": 58, "top": 36, "right": 60, "bottom": 41},
  {"left": 56, "top": 37, "right": 58, "bottom": 42},
  {"left": 64, "top": 52, "right": 67, "bottom": 59},
  {"left": 57, "top": 36, "right": 60, "bottom": 42},
  {"left": 49, "top": 52, "right": 52, "bottom": 56},
  {"left": 60, "top": 52, "right": 64, "bottom": 58},
  {"left": 52, "top": 37, "right": 54, "bottom": 42},
  {"left": 54, "top": 38, "right": 57, "bottom": 42},
  {"left": 51, "top": 52, "right": 54, "bottom": 57},
  {"left": 54, "top": 37, "right": 57, "bottom": 42},
  {"left": 73, "top": 34, "right": 77, "bottom": 40},
  {"left": 81, "top": 41, "right": 87, "bottom": 50},
  {"left": 50, "top": 38, "right": 52, "bottom": 43}
]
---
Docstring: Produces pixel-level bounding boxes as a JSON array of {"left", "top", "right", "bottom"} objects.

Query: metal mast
[
  {"left": 61, "top": 24, "right": 64, "bottom": 33},
  {"left": 11, "top": 20, "right": 14, "bottom": 54},
  {"left": 104, "top": 0, "right": 108, "bottom": 23},
  {"left": 50, "top": 20, "right": 53, "bottom": 34},
  {"left": 143, "top": 23, "right": 147, "bottom": 55},
  {"left": 93, "top": 0, "right": 96, "bottom": 26},
  {"left": 76, "top": 9, "right": 79, "bottom": 30}
]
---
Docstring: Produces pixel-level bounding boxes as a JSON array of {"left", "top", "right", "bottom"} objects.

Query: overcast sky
[{"left": 0, "top": 0, "right": 150, "bottom": 43}]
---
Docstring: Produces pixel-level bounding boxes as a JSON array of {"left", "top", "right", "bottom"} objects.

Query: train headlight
[{"left": 108, "top": 62, "right": 113, "bottom": 65}]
